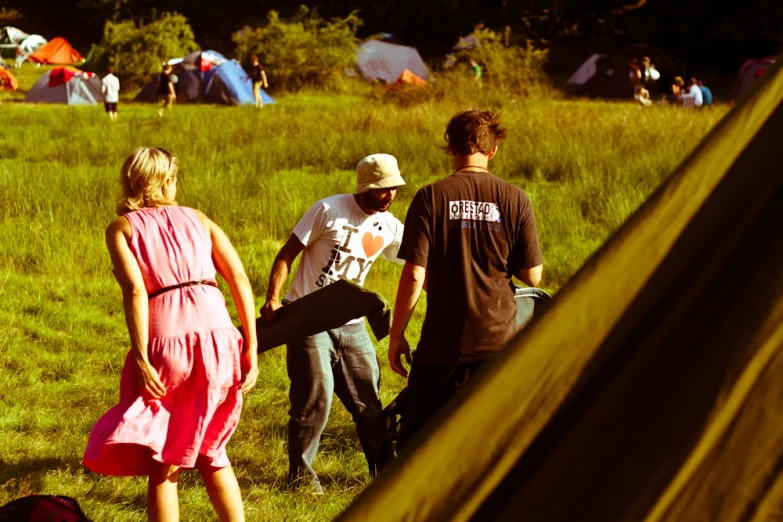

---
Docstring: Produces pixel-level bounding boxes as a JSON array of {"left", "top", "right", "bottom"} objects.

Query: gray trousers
[{"left": 286, "top": 322, "right": 386, "bottom": 485}]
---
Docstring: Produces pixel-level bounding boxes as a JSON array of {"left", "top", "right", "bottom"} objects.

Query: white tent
[
  {"left": 1, "top": 26, "right": 29, "bottom": 44},
  {"left": 0, "top": 27, "right": 46, "bottom": 61},
  {"left": 566, "top": 54, "right": 605, "bottom": 86},
  {"left": 20, "top": 35, "right": 47, "bottom": 55},
  {"left": 356, "top": 40, "right": 429, "bottom": 84}
]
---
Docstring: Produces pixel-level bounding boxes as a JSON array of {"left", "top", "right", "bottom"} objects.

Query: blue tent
[{"left": 135, "top": 50, "right": 274, "bottom": 106}]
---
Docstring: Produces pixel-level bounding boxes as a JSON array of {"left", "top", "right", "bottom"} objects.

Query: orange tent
[
  {"left": 395, "top": 68, "right": 427, "bottom": 86},
  {"left": 28, "top": 37, "right": 83, "bottom": 65},
  {"left": 0, "top": 66, "right": 18, "bottom": 90}
]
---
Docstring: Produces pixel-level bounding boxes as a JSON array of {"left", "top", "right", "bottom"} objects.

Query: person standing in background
[
  {"left": 157, "top": 63, "right": 176, "bottom": 117},
  {"left": 101, "top": 66, "right": 120, "bottom": 122},
  {"left": 249, "top": 55, "right": 269, "bottom": 109}
]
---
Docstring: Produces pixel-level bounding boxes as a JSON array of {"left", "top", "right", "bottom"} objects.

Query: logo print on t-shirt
[
  {"left": 362, "top": 232, "right": 385, "bottom": 257},
  {"left": 449, "top": 201, "right": 501, "bottom": 222}
]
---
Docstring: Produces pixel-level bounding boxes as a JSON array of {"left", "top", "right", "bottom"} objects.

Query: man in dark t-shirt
[{"left": 390, "top": 109, "right": 543, "bottom": 448}]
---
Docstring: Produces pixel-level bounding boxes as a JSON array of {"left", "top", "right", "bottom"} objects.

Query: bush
[
  {"left": 90, "top": 12, "right": 198, "bottom": 88},
  {"left": 232, "top": 6, "right": 361, "bottom": 92},
  {"left": 448, "top": 24, "right": 551, "bottom": 99}
]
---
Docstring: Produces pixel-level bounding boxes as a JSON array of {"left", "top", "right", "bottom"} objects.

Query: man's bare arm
[{"left": 260, "top": 234, "right": 305, "bottom": 322}]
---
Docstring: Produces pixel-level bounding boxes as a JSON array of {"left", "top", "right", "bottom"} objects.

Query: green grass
[{"left": 0, "top": 75, "right": 729, "bottom": 520}]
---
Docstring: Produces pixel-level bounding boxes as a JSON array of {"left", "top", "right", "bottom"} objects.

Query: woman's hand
[
  {"left": 134, "top": 353, "right": 167, "bottom": 400},
  {"left": 240, "top": 349, "right": 259, "bottom": 395}
]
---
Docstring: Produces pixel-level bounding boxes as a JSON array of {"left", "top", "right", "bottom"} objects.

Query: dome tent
[
  {"left": 0, "top": 64, "right": 18, "bottom": 90},
  {"left": 28, "top": 37, "right": 82, "bottom": 65},
  {"left": 135, "top": 51, "right": 274, "bottom": 106},
  {"left": 356, "top": 40, "right": 429, "bottom": 84},
  {"left": 731, "top": 56, "right": 777, "bottom": 100},
  {"left": 25, "top": 67, "right": 102, "bottom": 104}
]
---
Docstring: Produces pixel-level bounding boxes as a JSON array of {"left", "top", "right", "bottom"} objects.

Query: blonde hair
[{"left": 116, "top": 147, "right": 179, "bottom": 215}]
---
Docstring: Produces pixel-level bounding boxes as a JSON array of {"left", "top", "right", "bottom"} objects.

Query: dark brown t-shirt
[{"left": 398, "top": 170, "right": 543, "bottom": 365}]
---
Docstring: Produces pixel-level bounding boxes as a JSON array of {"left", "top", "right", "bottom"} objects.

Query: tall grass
[{"left": 0, "top": 85, "right": 728, "bottom": 520}]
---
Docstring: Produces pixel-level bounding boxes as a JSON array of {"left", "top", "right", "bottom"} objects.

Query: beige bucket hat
[{"left": 355, "top": 153, "right": 406, "bottom": 194}]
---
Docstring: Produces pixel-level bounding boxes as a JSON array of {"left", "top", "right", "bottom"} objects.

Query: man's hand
[
  {"left": 389, "top": 335, "right": 412, "bottom": 378},
  {"left": 260, "top": 299, "right": 282, "bottom": 323}
]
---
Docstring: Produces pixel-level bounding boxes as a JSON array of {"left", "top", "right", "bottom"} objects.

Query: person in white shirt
[
  {"left": 261, "top": 154, "right": 406, "bottom": 494},
  {"left": 680, "top": 77, "right": 704, "bottom": 108},
  {"left": 101, "top": 66, "right": 120, "bottom": 121}
]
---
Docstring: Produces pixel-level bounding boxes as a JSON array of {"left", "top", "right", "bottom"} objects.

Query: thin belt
[{"left": 148, "top": 280, "right": 218, "bottom": 299}]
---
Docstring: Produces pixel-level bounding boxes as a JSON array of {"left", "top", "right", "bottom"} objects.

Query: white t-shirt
[
  {"left": 101, "top": 74, "right": 120, "bottom": 103},
  {"left": 681, "top": 84, "right": 704, "bottom": 107},
  {"left": 287, "top": 194, "right": 404, "bottom": 319}
]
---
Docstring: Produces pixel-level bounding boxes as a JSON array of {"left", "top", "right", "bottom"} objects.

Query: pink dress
[{"left": 83, "top": 206, "right": 244, "bottom": 476}]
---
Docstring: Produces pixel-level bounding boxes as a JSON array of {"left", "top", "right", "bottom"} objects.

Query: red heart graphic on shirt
[{"left": 362, "top": 232, "right": 385, "bottom": 257}]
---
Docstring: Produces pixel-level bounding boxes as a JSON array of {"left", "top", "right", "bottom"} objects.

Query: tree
[
  {"left": 233, "top": 6, "right": 361, "bottom": 91},
  {"left": 89, "top": 11, "right": 198, "bottom": 87},
  {"left": 0, "top": 1, "right": 22, "bottom": 25}
]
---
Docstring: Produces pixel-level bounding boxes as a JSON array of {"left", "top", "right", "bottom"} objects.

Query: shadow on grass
[{"left": 0, "top": 455, "right": 81, "bottom": 494}]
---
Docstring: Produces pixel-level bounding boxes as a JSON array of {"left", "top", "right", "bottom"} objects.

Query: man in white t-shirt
[
  {"left": 101, "top": 66, "right": 120, "bottom": 121},
  {"left": 261, "top": 154, "right": 406, "bottom": 493}
]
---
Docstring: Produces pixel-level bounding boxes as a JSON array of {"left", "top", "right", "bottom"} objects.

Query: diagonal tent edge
[{"left": 336, "top": 56, "right": 783, "bottom": 522}]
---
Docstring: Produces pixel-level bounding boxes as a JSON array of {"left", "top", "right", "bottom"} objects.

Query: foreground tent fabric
[
  {"left": 28, "top": 37, "right": 83, "bottom": 65},
  {"left": 337, "top": 58, "right": 783, "bottom": 522},
  {"left": 356, "top": 40, "right": 429, "bottom": 83},
  {"left": 0, "top": 65, "right": 18, "bottom": 90},
  {"left": 731, "top": 56, "right": 777, "bottom": 100},
  {"left": 135, "top": 50, "right": 274, "bottom": 106},
  {"left": 25, "top": 67, "right": 102, "bottom": 104}
]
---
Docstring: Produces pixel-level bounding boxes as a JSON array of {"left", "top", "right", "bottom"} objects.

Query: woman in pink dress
[{"left": 83, "top": 147, "right": 259, "bottom": 522}]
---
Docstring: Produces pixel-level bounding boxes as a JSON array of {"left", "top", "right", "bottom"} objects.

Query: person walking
[
  {"left": 83, "top": 147, "right": 259, "bottom": 522},
  {"left": 249, "top": 55, "right": 268, "bottom": 109},
  {"left": 157, "top": 64, "right": 176, "bottom": 117},
  {"left": 101, "top": 66, "right": 120, "bottom": 121},
  {"left": 389, "top": 109, "right": 543, "bottom": 449},
  {"left": 261, "top": 154, "right": 406, "bottom": 493}
]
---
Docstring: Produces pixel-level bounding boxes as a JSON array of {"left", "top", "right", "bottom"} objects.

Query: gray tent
[
  {"left": 338, "top": 56, "right": 783, "bottom": 522},
  {"left": 24, "top": 68, "right": 102, "bottom": 105},
  {"left": 356, "top": 40, "right": 429, "bottom": 83}
]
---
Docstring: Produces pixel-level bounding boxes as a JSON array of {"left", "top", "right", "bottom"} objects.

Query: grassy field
[{"left": 0, "top": 63, "right": 730, "bottom": 520}]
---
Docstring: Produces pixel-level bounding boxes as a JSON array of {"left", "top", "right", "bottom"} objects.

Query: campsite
[{"left": 1, "top": 1, "right": 782, "bottom": 521}]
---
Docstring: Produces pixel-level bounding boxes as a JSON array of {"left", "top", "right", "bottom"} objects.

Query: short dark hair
[
  {"left": 444, "top": 109, "right": 507, "bottom": 156},
  {"left": 107, "top": 65, "right": 114, "bottom": 74}
]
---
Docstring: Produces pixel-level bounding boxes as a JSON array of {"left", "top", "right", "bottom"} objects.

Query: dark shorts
[{"left": 104, "top": 102, "right": 117, "bottom": 113}]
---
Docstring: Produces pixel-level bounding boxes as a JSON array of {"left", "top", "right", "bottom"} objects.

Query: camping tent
[
  {"left": 28, "top": 37, "right": 83, "bottom": 65},
  {"left": 0, "top": 26, "right": 26, "bottom": 58},
  {"left": 337, "top": 57, "right": 783, "bottom": 522},
  {"left": 566, "top": 53, "right": 605, "bottom": 86},
  {"left": 135, "top": 50, "right": 274, "bottom": 106},
  {"left": 394, "top": 69, "right": 427, "bottom": 87},
  {"left": 731, "top": 56, "right": 777, "bottom": 100},
  {"left": 356, "top": 40, "right": 429, "bottom": 84},
  {"left": 568, "top": 44, "right": 684, "bottom": 99},
  {"left": 25, "top": 67, "right": 102, "bottom": 104},
  {"left": 0, "top": 65, "right": 18, "bottom": 90}
]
